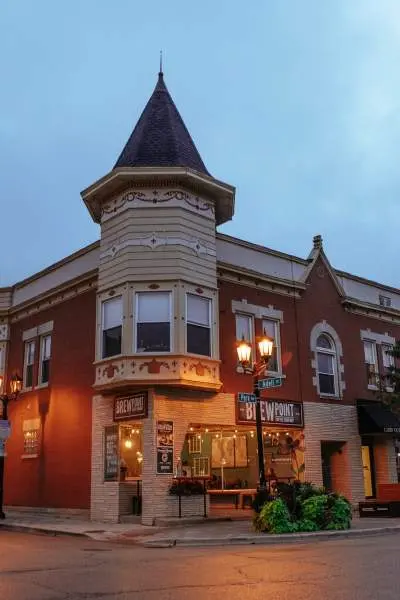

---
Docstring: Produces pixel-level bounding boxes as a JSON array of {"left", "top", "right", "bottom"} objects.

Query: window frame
[
  {"left": 363, "top": 340, "right": 379, "bottom": 389},
  {"left": 185, "top": 293, "right": 212, "bottom": 358},
  {"left": 188, "top": 434, "right": 202, "bottom": 454},
  {"left": 316, "top": 334, "right": 339, "bottom": 398},
  {"left": 134, "top": 291, "right": 172, "bottom": 354},
  {"left": 101, "top": 296, "right": 123, "bottom": 359},
  {"left": 262, "top": 318, "right": 282, "bottom": 376},
  {"left": 38, "top": 334, "right": 51, "bottom": 386},
  {"left": 23, "top": 340, "right": 36, "bottom": 390}
]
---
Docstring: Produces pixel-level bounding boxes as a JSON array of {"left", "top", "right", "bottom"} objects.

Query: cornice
[
  {"left": 217, "top": 261, "right": 304, "bottom": 298},
  {"left": 9, "top": 270, "right": 98, "bottom": 323},
  {"left": 342, "top": 297, "right": 400, "bottom": 324}
]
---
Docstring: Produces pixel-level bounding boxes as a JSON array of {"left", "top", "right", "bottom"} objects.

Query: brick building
[{"left": 1, "top": 70, "right": 400, "bottom": 523}]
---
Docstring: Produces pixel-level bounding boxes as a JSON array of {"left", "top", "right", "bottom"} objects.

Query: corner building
[{"left": 2, "top": 71, "right": 400, "bottom": 523}]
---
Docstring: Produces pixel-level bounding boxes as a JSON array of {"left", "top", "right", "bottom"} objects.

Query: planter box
[{"left": 165, "top": 494, "right": 210, "bottom": 518}]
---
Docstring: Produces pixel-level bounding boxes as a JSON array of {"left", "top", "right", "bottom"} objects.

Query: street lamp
[
  {"left": 237, "top": 334, "right": 273, "bottom": 491},
  {"left": 0, "top": 373, "right": 22, "bottom": 519}
]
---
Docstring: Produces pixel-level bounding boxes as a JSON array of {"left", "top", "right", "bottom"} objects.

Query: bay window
[
  {"left": 136, "top": 291, "right": 171, "bottom": 353},
  {"left": 102, "top": 297, "right": 123, "bottom": 358},
  {"left": 186, "top": 294, "right": 211, "bottom": 356}
]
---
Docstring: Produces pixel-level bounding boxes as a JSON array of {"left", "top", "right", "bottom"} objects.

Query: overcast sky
[{"left": 1, "top": 1, "right": 400, "bottom": 287}]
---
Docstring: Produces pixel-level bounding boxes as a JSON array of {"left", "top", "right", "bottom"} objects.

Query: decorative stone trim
[
  {"left": 231, "top": 299, "right": 284, "bottom": 322},
  {"left": 22, "top": 321, "right": 54, "bottom": 341},
  {"left": 360, "top": 329, "right": 395, "bottom": 345},
  {"left": 0, "top": 324, "right": 9, "bottom": 341},
  {"left": 94, "top": 354, "right": 221, "bottom": 392},
  {"left": 101, "top": 188, "right": 215, "bottom": 223},
  {"left": 100, "top": 234, "right": 216, "bottom": 260},
  {"left": 310, "top": 321, "right": 345, "bottom": 398}
]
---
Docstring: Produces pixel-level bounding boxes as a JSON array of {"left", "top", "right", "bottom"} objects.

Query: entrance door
[{"left": 361, "top": 445, "right": 373, "bottom": 498}]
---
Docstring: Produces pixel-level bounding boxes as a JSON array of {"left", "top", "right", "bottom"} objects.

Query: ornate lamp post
[
  {"left": 0, "top": 373, "right": 22, "bottom": 519},
  {"left": 237, "top": 334, "right": 273, "bottom": 491}
]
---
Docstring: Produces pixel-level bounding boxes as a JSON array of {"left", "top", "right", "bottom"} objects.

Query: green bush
[
  {"left": 253, "top": 498, "right": 296, "bottom": 534},
  {"left": 254, "top": 491, "right": 352, "bottom": 534}
]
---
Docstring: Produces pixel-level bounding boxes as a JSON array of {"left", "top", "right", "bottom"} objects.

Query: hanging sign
[
  {"left": 156, "top": 420, "right": 174, "bottom": 475},
  {"left": 237, "top": 397, "right": 303, "bottom": 427},
  {"left": 104, "top": 425, "right": 119, "bottom": 481},
  {"left": 114, "top": 392, "right": 148, "bottom": 421}
]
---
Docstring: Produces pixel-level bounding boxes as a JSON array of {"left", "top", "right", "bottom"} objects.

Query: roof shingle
[{"left": 114, "top": 72, "right": 209, "bottom": 175}]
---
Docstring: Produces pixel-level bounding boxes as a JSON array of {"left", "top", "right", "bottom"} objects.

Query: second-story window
[
  {"left": 39, "top": 335, "right": 51, "bottom": 385},
  {"left": 186, "top": 294, "right": 211, "bottom": 356},
  {"left": 262, "top": 319, "right": 281, "bottom": 374},
  {"left": 363, "top": 340, "right": 379, "bottom": 387},
  {"left": 236, "top": 314, "right": 253, "bottom": 344},
  {"left": 382, "top": 344, "right": 394, "bottom": 388},
  {"left": 24, "top": 340, "right": 35, "bottom": 389},
  {"left": 102, "top": 297, "right": 123, "bottom": 358},
  {"left": 136, "top": 292, "right": 171, "bottom": 353},
  {"left": 316, "top": 334, "right": 338, "bottom": 395}
]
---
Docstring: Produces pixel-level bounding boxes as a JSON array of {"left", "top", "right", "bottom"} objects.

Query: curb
[
  {"left": 140, "top": 525, "right": 400, "bottom": 548},
  {"left": 0, "top": 523, "right": 90, "bottom": 538}
]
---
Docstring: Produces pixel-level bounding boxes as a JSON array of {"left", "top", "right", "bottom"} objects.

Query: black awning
[{"left": 357, "top": 402, "right": 400, "bottom": 435}]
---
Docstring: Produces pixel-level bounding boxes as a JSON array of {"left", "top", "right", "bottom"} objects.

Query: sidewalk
[{"left": 2, "top": 510, "right": 400, "bottom": 547}]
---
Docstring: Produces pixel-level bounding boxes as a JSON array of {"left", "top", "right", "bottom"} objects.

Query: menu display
[{"left": 156, "top": 420, "right": 174, "bottom": 475}]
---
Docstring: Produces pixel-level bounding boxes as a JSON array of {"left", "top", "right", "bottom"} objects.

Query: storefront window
[{"left": 119, "top": 425, "right": 143, "bottom": 480}]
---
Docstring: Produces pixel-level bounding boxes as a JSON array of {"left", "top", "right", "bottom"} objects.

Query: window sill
[
  {"left": 386, "top": 387, "right": 394, "bottom": 393},
  {"left": 21, "top": 454, "right": 39, "bottom": 459},
  {"left": 368, "top": 385, "right": 379, "bottom": 391},
  {"left": 20, "top": 387, "right": 34, "bottom": 395},
  {"left": 36, "top": 382, "right": 49, "bottom": 390},
  {"left": 319, "top": 393, "right": 341, "bottom": 400}
]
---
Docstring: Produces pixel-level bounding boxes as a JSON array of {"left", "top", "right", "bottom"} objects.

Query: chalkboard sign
[
  {"left": 104, "top": 425, "right": 119, "bottom": 481},
  {"left": 156, "top": 420, "right": 174, "bottom": 475}
]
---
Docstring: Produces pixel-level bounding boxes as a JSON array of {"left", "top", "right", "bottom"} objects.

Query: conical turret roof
[{"left": 114, "top": 72, "right": 209, "bottom": 175}]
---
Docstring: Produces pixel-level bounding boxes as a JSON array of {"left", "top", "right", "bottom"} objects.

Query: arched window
[{"left": 316, "top": 334, "right": 338, "bottom": 395}]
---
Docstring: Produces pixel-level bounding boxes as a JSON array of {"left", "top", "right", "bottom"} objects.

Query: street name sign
[
  {"left": 238, "top": 392, "right": 256, "bottom": 403},
  {"left": 257, "top": 377, "right": 283, "bottom": 390}
]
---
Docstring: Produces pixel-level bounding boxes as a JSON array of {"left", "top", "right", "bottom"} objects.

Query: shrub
[
  {"left": 253, "top": 499, "right": 296, "bottom": 534},
  {"left": 252, "top": 489, "right": 275, "bottom": 513},
  {"left": 254, "top": 488, "right": 352, "bottom": 534}
]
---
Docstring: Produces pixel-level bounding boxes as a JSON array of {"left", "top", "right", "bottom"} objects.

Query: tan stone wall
[
  {"left": 303, "top": 402, "right": 364, "bottom": 504},
  {"left": 90, "top": 394, "right": 120, "bottom": 522}
]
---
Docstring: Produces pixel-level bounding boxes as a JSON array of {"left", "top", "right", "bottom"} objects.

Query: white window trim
[
  {"left": 23, "top": 339, "right": 36, "bottom": 392},
  {"left": 363, "top": 340, "right": 379, "bottom": 391},
  {"left": 262, "top": 318, "right": 282, "bottom": 377},
  {"left": 185, "top": 293, "right": 213, "bottom": 357},
  {"left": 37, "top": 334, "right": 51, "bottom": 388},
  {"left": 134, "top": 291, "right": 173, "bottom": 354},
  {"left": 231, "top": 299, "right": 284, "bottom": 322},
  {"left": 235, "top": 312, "right": 255, "bottom": 373},
  {"left": 360, "top": 329, "right": 395, "bottom": 346},
  {"left": 310, "top": 322, "right": 345, "bottom": 398},
  {"left": 101, "top": 296, "right": 123, "bottom": 359}
]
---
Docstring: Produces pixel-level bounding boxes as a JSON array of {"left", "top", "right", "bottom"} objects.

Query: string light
[
  {"left": 205, "top": 428, "right": 209, "bottom": 433},
  {"left": 190, "top": 427, "right": 194, "bottom": 432}
]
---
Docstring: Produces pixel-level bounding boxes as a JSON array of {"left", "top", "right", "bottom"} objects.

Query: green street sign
[
  {"left": 257, "top": 377, "right": 282, "bottom": 390},
  {"left": 238, "top": 392, "right": 256, "bottom": 403}
]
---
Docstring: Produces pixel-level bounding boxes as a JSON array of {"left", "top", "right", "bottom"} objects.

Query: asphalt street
[{"left": 1, "top": 530, "right": 400, "bottom": 599}]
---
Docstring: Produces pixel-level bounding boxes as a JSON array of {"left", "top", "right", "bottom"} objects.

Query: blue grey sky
[{"left": 1, "top": 1, "right": 399, "bottom": 287}]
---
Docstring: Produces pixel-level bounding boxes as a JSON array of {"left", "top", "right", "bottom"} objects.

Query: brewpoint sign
[{"left": 237, "top": 396, "right": 303, "bottom": 427}]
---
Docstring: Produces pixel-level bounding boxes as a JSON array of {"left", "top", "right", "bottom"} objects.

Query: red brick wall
[
  {"left": 4, "top": 289, "right": 96, "bottom": 509},
  {"left": 219, "top": 257, "right": 400, "bottom": 405}
]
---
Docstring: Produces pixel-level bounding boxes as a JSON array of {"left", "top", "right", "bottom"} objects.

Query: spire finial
[{"left": 159, "top": 50, "right": 163, "bottom": 76}]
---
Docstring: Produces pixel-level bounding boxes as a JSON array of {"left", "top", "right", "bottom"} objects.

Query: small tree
[{"left": 378, "top": 341, "right": 400, "bottom": 415}]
